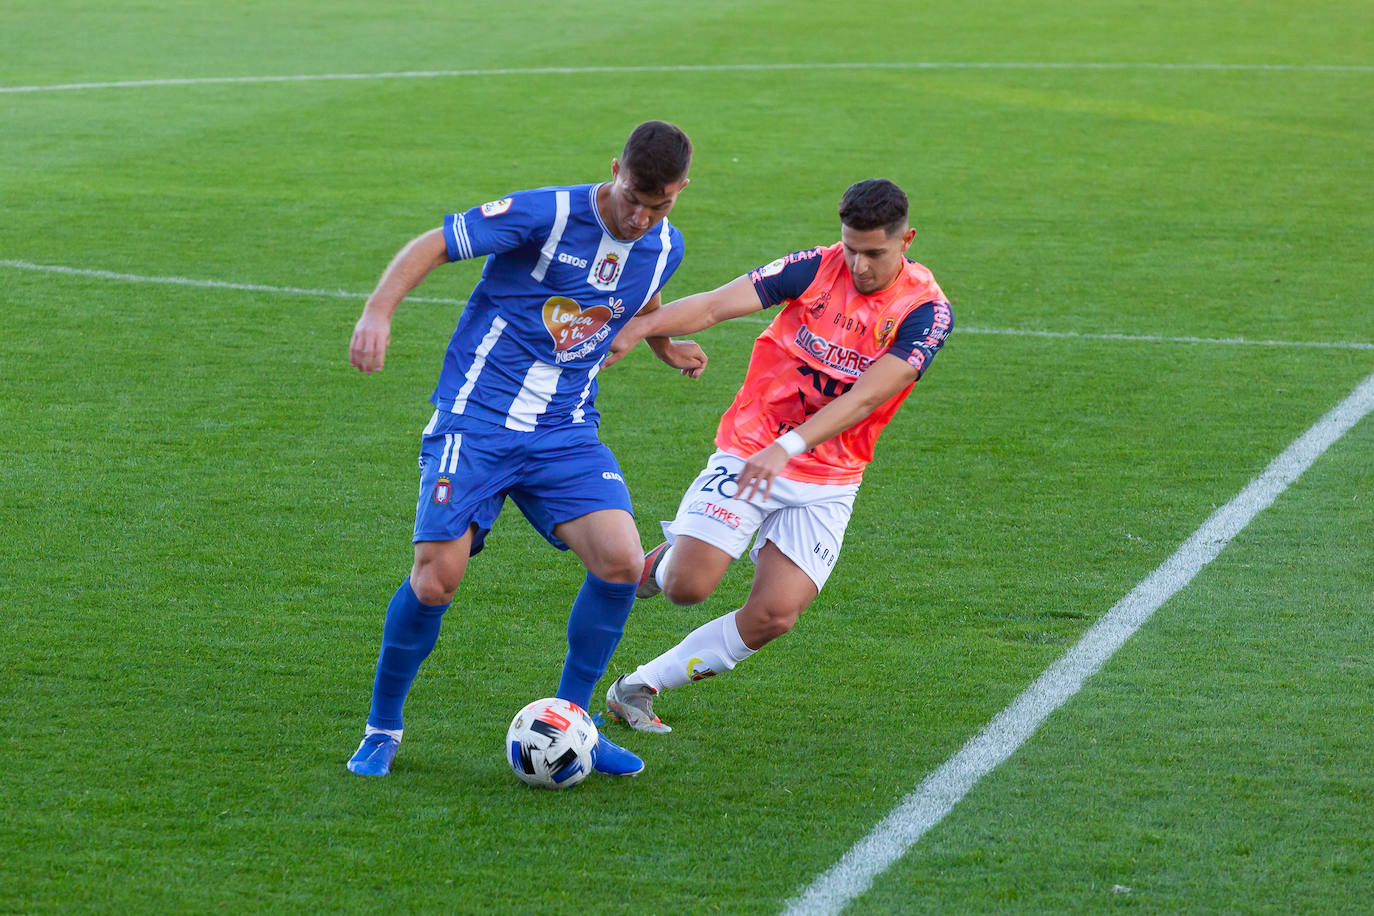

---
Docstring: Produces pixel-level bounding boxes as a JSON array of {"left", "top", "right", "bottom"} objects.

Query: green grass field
[{"left": 3, "top": 1, "right": 1372, "bottom": 913}]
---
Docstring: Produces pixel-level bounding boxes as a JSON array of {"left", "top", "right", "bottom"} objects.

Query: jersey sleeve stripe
[
  {"left": 443, "top": 213, "right": 468, "bottom": 261},
  {"left": 530, "top": 191, "right": 571, "bottom": 283},
  {"left": 455, "top": 212, "right": 474, "bottom": 260}
]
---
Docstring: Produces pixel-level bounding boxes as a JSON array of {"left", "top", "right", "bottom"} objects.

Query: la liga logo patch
[{"left": 480, "top": 197, "right": 512, "bottom": 217}]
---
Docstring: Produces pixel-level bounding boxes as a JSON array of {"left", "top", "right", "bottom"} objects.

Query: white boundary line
[
  {"left": 955, "top": 325, "right": 1374, "bottom": 352},
  {"left": 6, "top": 258, "right": 1372, "bottom": 352},
  {"left": 783, "top": 368, "right": 1374, "bottom": 916},
  {"left": 0, "top": 259, "right": 465, "bottom": 305},
  {"left": 4, "top": 61, "right": 1372, "bottom": 94}
]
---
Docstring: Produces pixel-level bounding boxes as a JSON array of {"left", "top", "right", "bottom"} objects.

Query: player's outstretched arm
[
  {"left": 627, "top": 293, "right": 708, "bottom": 378},
  {"left": 349, "top": 228, "right": 450, "bottom": 374},
  {"left": 605, "top": 274, "right": 763, "bottom": 368},
  {"left": 735, "top": 354, "right": 921, "bottom": 501}
]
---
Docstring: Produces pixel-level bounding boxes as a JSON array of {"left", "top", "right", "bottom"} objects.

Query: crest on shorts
[{"left": 432, "top": 476, "right": 453, "bottom": 504}]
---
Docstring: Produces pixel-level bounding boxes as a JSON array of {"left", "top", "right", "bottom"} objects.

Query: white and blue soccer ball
[{"left": 505, "top": 697, "right": 598, "bottom": 789}]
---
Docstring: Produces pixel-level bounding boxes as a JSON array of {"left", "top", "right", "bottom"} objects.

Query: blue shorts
[{"left": 413, "top": 410, "right": 633, "bottom": 554}]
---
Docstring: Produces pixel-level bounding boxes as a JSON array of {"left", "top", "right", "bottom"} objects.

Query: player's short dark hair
[
  {"left": 621, "top": 121, "right": 693, "bottom": 193},
  {"left": 838, "top": 179, "right": 909, "bottom": 235}
]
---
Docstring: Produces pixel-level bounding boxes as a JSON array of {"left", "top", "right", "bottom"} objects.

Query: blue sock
[
  {"left": 366, "top": 577, "right": 450, "bottom": 731},
  {"left": 556, "top": 572, "right": 637, "bottom": 712}
]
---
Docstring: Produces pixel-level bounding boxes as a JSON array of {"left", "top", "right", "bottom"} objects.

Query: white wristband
[{"left": 775, "top": 430, "right": 807, "bottom": 457}]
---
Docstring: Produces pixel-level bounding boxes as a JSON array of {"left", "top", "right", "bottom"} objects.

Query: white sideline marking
[
  {"left": 0, "top": 259, "right": 465, "bottom": 305},
  {"left": 783, "top": 369, "right": 1374, "bottom": 916},
  {"left": 3, "top": 61, "right": 1372, "bottom": 94},
  {"left": 5, "top": 259, "right": 1373, "bottom": 352},
  {"left": 957, "top": 325, "right": 1374, "bottom": 352}
]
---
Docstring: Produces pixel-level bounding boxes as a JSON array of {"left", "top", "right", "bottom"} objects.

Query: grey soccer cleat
[
  {"left": 636, "top": 542, "right": 669, "bottom": 599},
  {"left": 606, "top": 674, "right": 672, "bottom": 733}
]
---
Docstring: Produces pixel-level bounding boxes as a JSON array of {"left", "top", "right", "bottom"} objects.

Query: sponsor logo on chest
[{"left": 542, "top": 295, "right": 628, "bottom": 363}]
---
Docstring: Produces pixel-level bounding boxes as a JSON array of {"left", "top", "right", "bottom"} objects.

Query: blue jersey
[{"left": 435, "top": 183, "right": 684, "bottom": 431}]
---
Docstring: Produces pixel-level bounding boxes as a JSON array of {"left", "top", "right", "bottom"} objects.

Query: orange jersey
[{"left": 715, "top": 242, "right": 952, "bottom": 484}]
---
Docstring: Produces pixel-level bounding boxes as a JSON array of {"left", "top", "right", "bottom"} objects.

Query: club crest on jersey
[
  {"left": 808, "top": 290, "right": 831, "bottom": 319},
  {"left": 876, "top": 317, "right": 897, "bottom": 348},
  {"left": 587, "top": 233, "right": 633, "bottom": 291},
  {"left": 432, "top": 476, "right": 453, "bottom": 504},
  {"left": 480, "top": 197, "right": 512, "bottom": 217},
  {"left": 593, "top": 252, "right": 621, "bottom": 285}
]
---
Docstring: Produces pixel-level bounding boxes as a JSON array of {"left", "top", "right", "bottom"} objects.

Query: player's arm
[
  {"left": 349, "top": 227, "right": 450, "bottom": 373},
  {"left": 735, "top": 354, "right": 920, "bottom": 501},
  {"left": 606, "top": 274, "right": 763, "bottom": 367},
  {"left": 637, "top": 293, "right": 709, "bottom": 379}
]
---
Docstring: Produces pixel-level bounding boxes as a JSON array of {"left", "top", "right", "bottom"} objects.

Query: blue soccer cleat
[
  {"left": 592, "top": 732, "right": 644, "bottom": 777},
  {"left": 347, "top": 733, "right": 400, "bottom": 776}
]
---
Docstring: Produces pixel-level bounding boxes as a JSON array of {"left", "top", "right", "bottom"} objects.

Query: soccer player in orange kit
[{"left": 601, "top": 178, "right": 953, "bottom": 733}]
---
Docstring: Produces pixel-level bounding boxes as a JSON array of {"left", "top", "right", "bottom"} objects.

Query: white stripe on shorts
[
  {"left": 446, "top": 433, "right": 462, "bottom": 474},
  {"left": 438, "top": 432, "right": 455, "bottom": 472}
]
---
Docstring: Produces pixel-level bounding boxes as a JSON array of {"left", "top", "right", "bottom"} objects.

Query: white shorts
[{"left": 663, "top": 450, "right": 860, "bottom": 592}]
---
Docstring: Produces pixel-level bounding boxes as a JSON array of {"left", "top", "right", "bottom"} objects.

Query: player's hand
[
  {"left": 736, "top": 443, "right": 789, "bottom": 503},
  {"left": 658, "top": 339, "right": 708, "bottom": 378},
  {"left": 350, "top": 312, "right": 391, "bottom": 373},
  {"left": 604, "top": 327, "right": 643, "bottom": 369}
]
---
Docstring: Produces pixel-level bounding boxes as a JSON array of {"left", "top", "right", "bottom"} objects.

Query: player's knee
[
  {"left": 755, "top": 612, "right": 798, "bottom": 644},
  {"left": 589, "top": 549, "right": 642, "bottom": 586},
  {"left": 410, "top": 559, "right": 462, "bottom": 606},
  {"left": 661, "top": 571, "right": 715, "bottom": 607},
  {"left": 738, "top": 603, "right": 801, "bottom": 647}
]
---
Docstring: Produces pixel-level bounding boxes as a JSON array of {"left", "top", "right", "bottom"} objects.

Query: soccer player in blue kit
[{"left": 345, "top": 121, "right": 704, "bottom": 778}]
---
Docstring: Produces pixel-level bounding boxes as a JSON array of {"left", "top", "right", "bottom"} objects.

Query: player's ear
[
  {"left": 900, "top": 226, "right": 916, "bottom": 251},
  {"left": 610, "top": 158, "right": 622, "bottom": 181}
]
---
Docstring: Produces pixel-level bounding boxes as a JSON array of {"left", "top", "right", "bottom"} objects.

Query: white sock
[
  {"left": 364, "top": 726, "right": 403, "bottom": 742},
  {"left": 654, "top": 543, "right": 674, "bottom": 591},
  {"left": 630, "top": 609, "right": 756, "bottom": 692}
]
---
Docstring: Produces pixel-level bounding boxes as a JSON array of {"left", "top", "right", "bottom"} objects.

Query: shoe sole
[{"left": 636, "top": 544, "right": 668, "bottom": 599}]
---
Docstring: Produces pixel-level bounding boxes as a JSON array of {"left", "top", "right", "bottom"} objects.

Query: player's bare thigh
[
  {"left": 554, "top": 508, "right": 643, "bottom": 584},
  {"left": 735, "top": 540, "right": 819, "bottom": 650},
  {"left": 658, "top": 534, "right": 735, "bottom": 606}
]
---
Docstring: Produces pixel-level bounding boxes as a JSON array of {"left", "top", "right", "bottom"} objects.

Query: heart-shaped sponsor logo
[{"left": 543, "top": 296, "right": 613, "bottom": 352}]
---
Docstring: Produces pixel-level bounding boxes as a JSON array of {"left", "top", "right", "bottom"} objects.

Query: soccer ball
[{"left": 505, "top": 697, "right": 599, "bottom": 789}]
